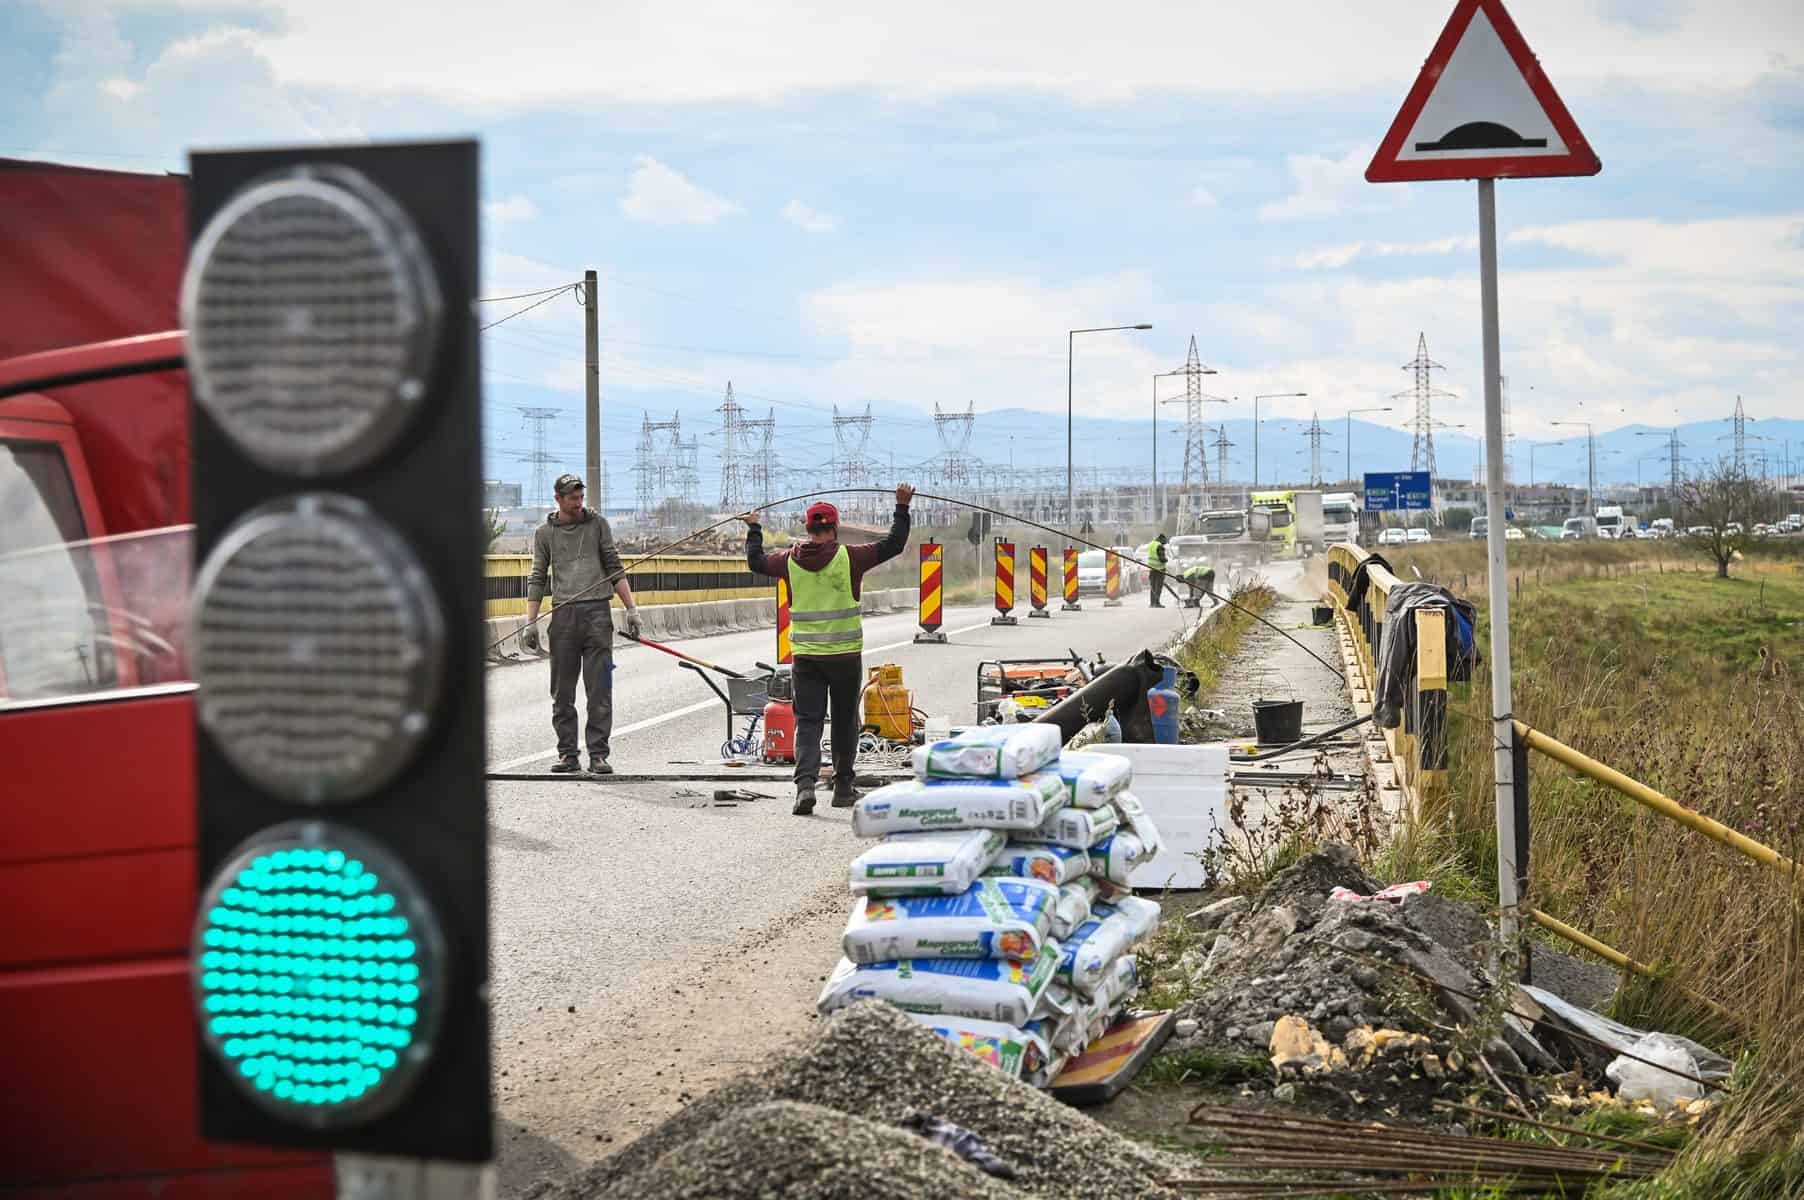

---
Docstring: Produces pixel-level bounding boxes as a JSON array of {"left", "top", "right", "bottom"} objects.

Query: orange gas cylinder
[
  {"left": 863, "top": 662, "right": 914, "bottom": 742},
  {"left": 763, "top": 666, "right": 796, "bottom": 762}
]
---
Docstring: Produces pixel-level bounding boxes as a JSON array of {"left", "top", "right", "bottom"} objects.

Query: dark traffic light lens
[
  {"left": 191, "top": 494, "right": 444, "bottom": 804},
  {"left": 181, "top": 165, "right": 442, "bottom": 477},
  {"left": 193, "top": 823, "right": 445, "bottom": 1126}
]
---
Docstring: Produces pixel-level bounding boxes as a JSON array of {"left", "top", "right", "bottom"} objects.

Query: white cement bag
[
  {"left": 986, "top": 843, "right": 1091, "bottom": 887},
  {"left": 905, "top": 1012, "right": 1057, "bottom": 1084},
  {"left": 914, "top": 723, "right": 1062, "bottom": 780},
  {"left": 817, "top": 942, "right": 1063, "bottom": 1027},
  {"left": 1088, "top": 831, "right": 1153, "bottom": 885},
  {"left": 852, "top": 773, "right": 1066, "bottom": 836},
  {"left": 1047, "top": 879, "right": 1097, "bottom": 942},
  {"left": 1105, "top": 893, "right": 1162, "bottom": 941},
  {"left": 842, "top": 877, "right": 1059, "bottom": 964},
  {"left": 850, "top": 829, "right": 1007, "bottom": 896},
  {"left": 1017, "top": 803, "right": 1119, "bottom": 851},
  {"left": 1053, "top": 751, "right": 1133, "bottom": 808},
  {"left": 1110, "top": 791, "right": 1166, "bottom": 857},
  {"left": 1058, "top": 898, "right": 1159, "bottom": 997}
]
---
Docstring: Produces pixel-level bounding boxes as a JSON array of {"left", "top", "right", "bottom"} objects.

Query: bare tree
[{"left": 1675, "top": 458, "right": 1761, "bottom": 578}]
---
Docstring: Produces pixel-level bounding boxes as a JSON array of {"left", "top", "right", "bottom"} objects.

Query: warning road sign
[{"left": 1366, "top": 0, "right": 1599, "bottom": 183}]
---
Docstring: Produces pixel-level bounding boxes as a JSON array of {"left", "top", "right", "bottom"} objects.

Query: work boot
[
  {"left": 587, "top": 758, "right": 613, "bottom": 777},
  {"left": 793, "top": 784, "right": 817, "bottom": 816},
  {"left": 831, "top": 780, "right": 861, "bottom": 808},
  {"left": 549, "top": 756, "right": 581, "bottom": 774}
]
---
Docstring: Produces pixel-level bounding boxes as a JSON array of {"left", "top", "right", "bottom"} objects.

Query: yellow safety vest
[{"left": 788, "top": 546, "right": 863, "bottom": 656}]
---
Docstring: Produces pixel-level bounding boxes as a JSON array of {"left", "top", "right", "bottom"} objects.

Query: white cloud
[
  {"left": 1258, "top": 148, "right": 1379, "bottom": 222},
  {"left": 782, "top": 199, "right": 839, "bottom": 234},
  {"left": 484, "top": 194, "right": 539, "bottom": 224},
  {"left": 1188, "top": 183, "right": 1217, "bottom": 208},
  {"left": 98, "top": 77, "right": 141, "bottom": 101},
  {"left": 618, "top": 156, "right": 742, "bottom": 227},
  {"left": 212, "top": 1, "right": 1800, "bottom": 107},
  {"left": 1296, "top": 236, "right": 1478, "bottom": 270}
]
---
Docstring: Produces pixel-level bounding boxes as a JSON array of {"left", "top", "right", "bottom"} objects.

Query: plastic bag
[
  {"left": 1052, "top": 751, "right": 1133, "bottom": 809},
  {"left": 1110, "top": 791, "right": 1165, "bottom": 857},
  {"left": 1088, "top": 831, "right": 1153, "bottom": 885},
  {"left": 1521, "top": 986, "right": 1733, "bottom": 1083},
  {"left": 1047, "top": 878, "right": 1097, "bottom": 942},
  {"left": 986, "top": 843, "right": 1091, "bottom": 887},
  {"left": 1607, "top": 1033, "right": 1706, "bottom": 1107},
  {"left": 898, "top": 1111, "right": 1018, "bottom": 1178},
  {"left": 914, "top": 723, "right": 1062, "bottom": 780},
  {"left": 817, "top": 942, "right": 1063, "bottom": 1026},
  {"left": 1017, "top": 803, "right": 1119, "bottom": 851},
  {"left": 852, "top": 773, "right": 1066, "bottom": 837},
  {"left": 850, "top": 828, "right": 1008, "bottom": 896},
  {"left": 842, "top": 877, "right": 1059, "bottom": 964},
  {"left": 903, "top": 1013, "right": 1053, "bottom": 1100}
]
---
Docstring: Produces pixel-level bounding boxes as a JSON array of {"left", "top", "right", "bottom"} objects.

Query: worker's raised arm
[
  {"left": 860, "top": 483, "right": 914, "bottom": 566},
  {"left": 740, "top": 511, "right": 787, "bottom": 578}
]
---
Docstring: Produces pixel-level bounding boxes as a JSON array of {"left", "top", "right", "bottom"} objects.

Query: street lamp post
[
  {"left": 1069, "top": 324, "right": 1153, "bottom": 529},
  {"left": 1345, "top": 406, "right": 1393, "bottom": 484},
  {"left": 1252, "top": 392, "right": 1307, "bottom": 488},
  {"left": 1551, "top": 420, "right": 1595, "bottom": 510}
]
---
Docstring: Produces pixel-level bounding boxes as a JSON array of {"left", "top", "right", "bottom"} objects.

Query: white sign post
[{"left": 1366, "top": 0, "right": 1600, "bottom": 943}]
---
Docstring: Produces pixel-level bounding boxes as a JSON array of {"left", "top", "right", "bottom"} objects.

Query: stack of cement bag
[{"left": 817, "top": 724, "right": 1164, "bottom": 1086}]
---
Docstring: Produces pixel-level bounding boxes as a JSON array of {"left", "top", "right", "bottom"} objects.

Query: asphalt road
[{"left": 485, "top": 593, "right": 1202, "bottom": 1192}]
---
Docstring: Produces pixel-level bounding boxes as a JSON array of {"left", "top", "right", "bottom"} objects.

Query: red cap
[{"left": 805, "top": 501, "right": 839, "bottom": 527}]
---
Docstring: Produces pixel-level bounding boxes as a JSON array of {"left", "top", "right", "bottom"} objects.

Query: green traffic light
[{"left": 192, "top": 822, "right": 443, "bottom": 1125}]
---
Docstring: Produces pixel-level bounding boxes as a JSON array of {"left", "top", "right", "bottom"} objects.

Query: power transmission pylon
[
  {"left": 741, "top": 406, "right": 776, "bottom": 505},
  {"left": 1398, "top": 333, "right": 1456, "bottom": 504},
  {"left": 831, "top": 403, "right": 875, "bottom": 494},
  {"left": 1160, "top": 337, "right": 1223, "bottom": 518},
  {"left": 1730, "top": 395, "right": 1748, "bottom": 473},
  {"left": 1214, "top": 425, "right": 1234, "bottom": 501},
  {"left": 516, "top": 406, "right": 562, "bottom": 506},
  {"left": 933, "top": 401, "right": 976, "bottom": 491},
  {"left": 717, "top": 382, "right": 746, "bottom": 510},
  {"left": 1303, "top": 411, "right": 1328, "bottom": 486},
  {"left": 634, "top": 411, "right": 682, "bottom": 523}
]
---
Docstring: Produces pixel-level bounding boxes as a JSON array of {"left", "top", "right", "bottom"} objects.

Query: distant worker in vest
[
  {"left": 520, "top": 473, "right": 642, "bottom": 776},
  {"left": 740, "top": 485, "right": 914, "bottom": 815},
  {"left": 1143, "top": 532, "right": 1171, "bottom": 608}
]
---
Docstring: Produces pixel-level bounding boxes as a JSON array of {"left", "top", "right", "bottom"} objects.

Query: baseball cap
[
  {"left": 805, "top": 501, "right": 839, "bottom": 528},
  {"left": 554, "top": 473, "right": 585, "bottom": 496}
]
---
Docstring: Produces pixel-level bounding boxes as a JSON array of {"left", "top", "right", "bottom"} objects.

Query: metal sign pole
[{"left": 1477, "top": 177, "right": 1522, "bottom": 943}]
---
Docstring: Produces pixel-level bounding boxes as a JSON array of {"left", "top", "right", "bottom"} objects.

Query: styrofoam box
[{"left": 1087, "top": 743, "right": 1230, "bottom": 889}]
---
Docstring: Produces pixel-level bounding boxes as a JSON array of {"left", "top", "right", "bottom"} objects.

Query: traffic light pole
[{"left": 583, "top": 268, "right": 601, "bottom": 504}]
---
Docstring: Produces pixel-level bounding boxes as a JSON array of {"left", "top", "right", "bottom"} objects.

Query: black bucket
[
  {"left": 1311, "top": 604, "right": 1334, "bottom": 626},
  {"left": 1252, "top": 698, "right": 1304, "bottom": 745}
]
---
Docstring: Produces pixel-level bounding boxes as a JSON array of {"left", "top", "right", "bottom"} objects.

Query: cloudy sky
[{"left": 7, "top": 1, "right": 1801, "bottom": 491}]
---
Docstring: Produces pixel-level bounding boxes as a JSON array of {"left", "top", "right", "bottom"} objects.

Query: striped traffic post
[
  {"left": 1061, "top": 547, "right": 1081, "bottom": 611},
  {"left": 1104, "top": 551, "right": 1123, "bottom": 607},
  {"left": 776, "top": 576, "right": 793, "bottom": 664},
  {"left": 991, "top": 538, "right": 1018, "bottom": 627},
  {"left": 913, "top": 539, "right": 948, "bottom": 644},
  {"left": 1028, "top": 545, "right": 1051, "bottom": 618}
]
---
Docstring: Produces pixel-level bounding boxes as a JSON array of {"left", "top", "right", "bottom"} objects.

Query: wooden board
[{"left": 1048, "top": 1009, "right": 1176, "bottom": 1106}]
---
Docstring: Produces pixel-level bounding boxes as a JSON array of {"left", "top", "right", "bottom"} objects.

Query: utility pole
[{"left": 582, "top": 269, "right": 601, "bottom": 505}]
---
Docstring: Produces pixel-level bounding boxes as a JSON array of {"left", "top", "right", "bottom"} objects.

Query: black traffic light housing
[{"left": 186, "top": 141, "right": 489, "bottom": 1161}]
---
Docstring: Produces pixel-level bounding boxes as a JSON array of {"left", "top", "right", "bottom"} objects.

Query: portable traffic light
[{"left": 184, "top": 142, "right": 489, "bottom": 1160}]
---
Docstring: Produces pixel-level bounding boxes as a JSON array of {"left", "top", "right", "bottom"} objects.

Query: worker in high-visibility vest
[
  {"left": 1142, "top": 532, "right": 1171, "bottom": 608},
  {"left": 741, "top": 484, "right": 913, "bottom": 815}
]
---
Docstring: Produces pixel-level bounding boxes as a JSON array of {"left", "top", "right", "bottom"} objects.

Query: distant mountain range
[{"left": 482, "top": 385, "right": 1803, "bottom": 506}]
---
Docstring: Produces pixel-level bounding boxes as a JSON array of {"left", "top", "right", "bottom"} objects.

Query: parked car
[
  {"left": 1505, "top": 527, "right": 1525, "bottom": 541},
  {"left": 1470, "top": 516, "right": 1488, "bottom": 540},
  {"left": 1378, "top": 527, "right": 1408, "bottom": 546},
  {"left": 1075, "top": 549, "right": 1108, "bottom": 595},
  {"left": 1406, "top": 527, "right": 1431, "bottom": 544}
]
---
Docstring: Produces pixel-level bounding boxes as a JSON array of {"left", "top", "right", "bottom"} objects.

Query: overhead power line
[
  {"left": 480, "top": 286, "right": 578, "bottom": 331},
  {"left": 478, "top": 282, "right": 583, "bottom": 303}
]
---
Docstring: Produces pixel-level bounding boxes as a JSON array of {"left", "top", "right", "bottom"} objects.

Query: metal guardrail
[
  {"left": 482, "top": 554, "right": 769, "bottom": 618},
  {"left": 1325, "top": 540, "right": 1794, "bottom": 998}
]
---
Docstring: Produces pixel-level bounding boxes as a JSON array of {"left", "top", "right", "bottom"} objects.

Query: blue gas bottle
[{"left": 1148, "top": 664, "right": 1181, "bottom": 745}]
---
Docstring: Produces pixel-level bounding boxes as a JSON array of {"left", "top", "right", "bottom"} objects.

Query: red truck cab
[{"left": 1, "top": 160, "right": 331, "bottom": 1197}]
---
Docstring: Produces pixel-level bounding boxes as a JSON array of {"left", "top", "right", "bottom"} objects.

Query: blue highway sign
[{"left": 1365, "top": 470, "right": 1433, "bottom": 512}]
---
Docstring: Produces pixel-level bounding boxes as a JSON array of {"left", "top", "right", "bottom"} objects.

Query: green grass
[
  {"left": 1136, "top": 1047, "right": 1268, "bottom": 1089},
  {"left": 1372, "top": 541, "right": 1804, "bottom": 1198},
  {"left": 1173, "top": 580, "right": 1278, "bottom": 702}
]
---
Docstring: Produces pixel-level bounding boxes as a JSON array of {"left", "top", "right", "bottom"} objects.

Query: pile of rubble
[{"left": 1146, "top": 845, "right": 1618, "bottom": 1120}]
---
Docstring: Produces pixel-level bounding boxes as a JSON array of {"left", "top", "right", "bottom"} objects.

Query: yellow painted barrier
[
  {"left": 1514, "top": 720, "right": 1795, "bottom": 875},
  {"left": 482, "top": 554, "right": 768, "bottom": 618},
  {"left": 1528, "top": 909, "right": 1737, "bottom": 1025}
]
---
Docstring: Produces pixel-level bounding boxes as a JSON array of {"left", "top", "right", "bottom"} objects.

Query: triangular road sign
[{"left": 1367, "top": 0, "right": 1600, "bottom": 182}]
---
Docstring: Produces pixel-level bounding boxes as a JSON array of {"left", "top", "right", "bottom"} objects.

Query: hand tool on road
[{"left": 616, "top": 630, "right": 744, "bottom": 678}]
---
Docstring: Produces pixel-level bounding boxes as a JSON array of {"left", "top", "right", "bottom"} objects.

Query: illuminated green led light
[{"left": 192, "top": 822, "right": 444, "bottom": 1128}]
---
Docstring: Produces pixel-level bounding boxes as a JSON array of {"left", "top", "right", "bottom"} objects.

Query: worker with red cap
[{"left": 740, "top": 486, "right": 914, "bottom": 814}]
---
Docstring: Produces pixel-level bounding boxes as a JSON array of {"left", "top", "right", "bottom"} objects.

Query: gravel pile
[{"left": 533, "top": 1001, "right": 1192, "bottom": 1200}]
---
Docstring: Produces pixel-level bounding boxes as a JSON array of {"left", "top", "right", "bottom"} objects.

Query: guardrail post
[{"left": 1413, "top": 608, "right": 1448, "bottom": 815}]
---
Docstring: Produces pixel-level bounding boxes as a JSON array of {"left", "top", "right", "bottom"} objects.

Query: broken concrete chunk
[{"left": 1186, "top": 895, "right": 1248, "bottom": 930}]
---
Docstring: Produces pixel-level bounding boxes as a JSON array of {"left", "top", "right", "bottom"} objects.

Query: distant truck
[
  {"left": 1191, "top": 506, "right": 1272, "bottom": 569},
  {"left": 1595, "top": 505, "right": 1634, "bottom": 539},
  {"left": 1247, "top": 489, "right": 1324, "bottom": 557},
  {"left": 1562, "top": 515, "right": 1597, "bottom": 540},
  {"left": 1322, "top": 491, "right": 1360, "bottom": 546},
  {"left": 1294, "top": 490, "right": 1324, "bottom": 554}
]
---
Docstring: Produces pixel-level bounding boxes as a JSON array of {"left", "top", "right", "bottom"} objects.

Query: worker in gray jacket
[{"left": 521, "top": 473, "right": 642, "bottom": 775}]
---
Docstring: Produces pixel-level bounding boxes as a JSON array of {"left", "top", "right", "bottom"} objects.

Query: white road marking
[{"left": 488, "top": 617, "right": 995, "bottom": 771}]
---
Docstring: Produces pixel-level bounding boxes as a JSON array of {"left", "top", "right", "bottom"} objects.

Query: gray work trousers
[{"left": 549, "top": 601, "right": 614, "bottom": 762}]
